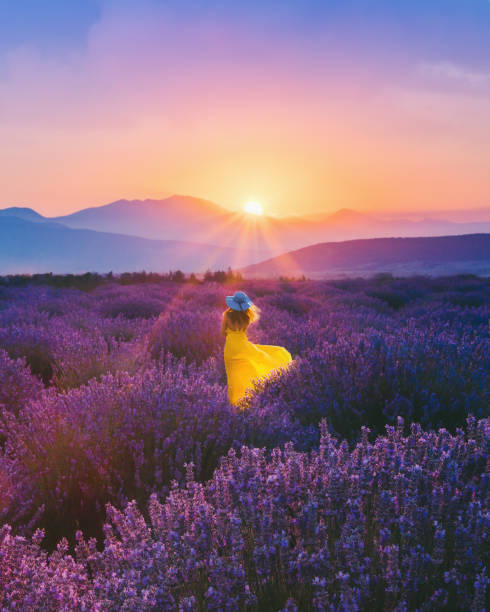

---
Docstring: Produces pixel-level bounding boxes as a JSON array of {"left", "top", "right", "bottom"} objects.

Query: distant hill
[
  {"left": 0, "top": 197, "right": 489, "bottom": 256},
  {"left": 53, "top": 196, "right": 490, "bottom": 250},
  {"left": 0, "top": 216, "right": 265, "bottom": 274},
  {"left": 242, "top": 234, "right": 490, "bottom": 278},
  {"left": 2, "top": 211, "right": 489, "bottom": 277},
  {"left": 52, "top": 196, "right": 231, "bottom": 237},
  {"left": 1, "top": 196, "right": 486, "bottom": 253},
  {"left": 0, "top": 207, "right": 45, "bottom": 222}
]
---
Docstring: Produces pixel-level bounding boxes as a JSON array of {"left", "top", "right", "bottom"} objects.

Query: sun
[{"left": 244, "top": 201, "right": 263, "bottom": 216}]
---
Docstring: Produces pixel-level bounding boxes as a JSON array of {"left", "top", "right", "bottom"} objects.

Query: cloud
[
  {"left": 419, "top": 61, "right": 490, "bottom": 88},
  {"left": 0, "top": 1, "right": 316, "bottom": 131}
]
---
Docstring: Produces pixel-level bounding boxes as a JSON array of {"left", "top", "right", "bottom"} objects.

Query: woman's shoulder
[
  {"left": 225, "top": 329, "right": 248, "bottom": 337},
  {"left": 224, "top": 329, "right": 248, "bottom": 346}
]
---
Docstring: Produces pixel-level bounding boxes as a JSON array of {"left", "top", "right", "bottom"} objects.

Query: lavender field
[{"left": 0, "top": 274, "right": 488, "bottom": 610}]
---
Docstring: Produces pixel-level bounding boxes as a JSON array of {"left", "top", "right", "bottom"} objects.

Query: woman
[{"left": 223, "top": 291, "right": 292, "bottom": 406}]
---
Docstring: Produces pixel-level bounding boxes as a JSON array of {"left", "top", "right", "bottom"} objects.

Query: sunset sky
[{"left": 0, "top": 0, "right": 489, "bottom": 217}]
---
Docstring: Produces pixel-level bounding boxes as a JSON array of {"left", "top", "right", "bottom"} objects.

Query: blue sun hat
[{"left": 226, "top": 291, "right": 253, "bottom": 312}]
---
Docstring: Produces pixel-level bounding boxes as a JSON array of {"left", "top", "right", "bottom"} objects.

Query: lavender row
[
  {"left": 1, "top": 416, "right": 488, "bottom": 610},
  {"left": 0, "top": 276, "right": 488, "bottom": 609}
]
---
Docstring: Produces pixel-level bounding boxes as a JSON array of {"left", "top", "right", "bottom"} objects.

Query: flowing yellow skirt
[{"left": 224, "top": 330, "right": 292, "bottom": 406}]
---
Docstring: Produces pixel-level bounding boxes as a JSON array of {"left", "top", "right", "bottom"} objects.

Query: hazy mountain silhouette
[
  {"left": 377, "top": 207, "right": 490, "bottom": 224},
  {"left": 2, "top": 196, "right": 486, "bottom": 253},
  {"left": 52, "top": 196, "right": 231, "bottom": 238},
  {"left": 0, "top": 207, "right": 45, "bottom": 222},
  {"left": 0, "top": 216, "right": 265, "bottom": 274},
  {"left": 1, "top": 197, "right": 490, "bottom": 274},
  {"left": 242, "top": 234, "right": 490, "bottom": 278}
]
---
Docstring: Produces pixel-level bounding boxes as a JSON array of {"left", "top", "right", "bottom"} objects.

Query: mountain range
[
  {"left": 0, "top": 216, "right": 264, "bottom": 274},
  {"left": 0, "top": 195, "right": 489, "bottom": 276},
  {"left": 2, "top": 196, "right": 490, "bottom": 251}
]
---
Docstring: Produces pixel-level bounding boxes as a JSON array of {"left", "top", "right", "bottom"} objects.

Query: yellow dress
[{"left": 224, "top": 330, "right": 292, "bottom": 406}]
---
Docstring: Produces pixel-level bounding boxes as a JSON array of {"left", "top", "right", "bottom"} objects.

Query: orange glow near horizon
[
  {"left": 3, "top": 103, "right": 489, "bottom": 219},
  {"left": 0, "top": 3, "right": 489, "bottom": 220}
]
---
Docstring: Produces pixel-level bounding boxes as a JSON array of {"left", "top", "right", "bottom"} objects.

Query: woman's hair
[{"left": 222, "top": 304, "right": 260, "bottom": 335}]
